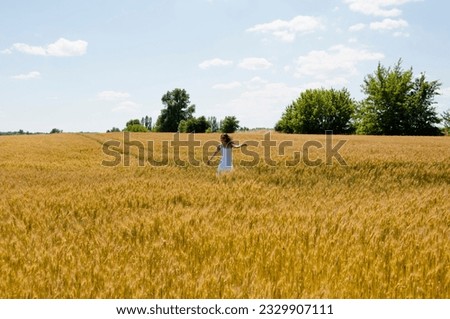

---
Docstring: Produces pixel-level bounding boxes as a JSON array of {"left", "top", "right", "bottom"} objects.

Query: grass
[{"left": 0, "top": 132, "right": 448, "bottom": 298}]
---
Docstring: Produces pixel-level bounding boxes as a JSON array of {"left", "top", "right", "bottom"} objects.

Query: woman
[{"left": 207, "top": 133, "right": 246, "bottom": 174}]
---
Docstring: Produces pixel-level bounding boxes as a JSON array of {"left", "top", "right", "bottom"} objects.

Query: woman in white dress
[{"left": 207, "top": 133, "right": 246, "bottom": 174}]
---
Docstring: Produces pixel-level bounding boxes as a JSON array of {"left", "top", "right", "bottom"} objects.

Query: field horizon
[{"left": 1, "top": 132, "right": 448, "bottom": 298}]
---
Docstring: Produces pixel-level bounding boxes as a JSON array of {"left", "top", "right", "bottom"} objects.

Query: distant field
[{"left": 0, "top": 132, "right": 449, "bottom": 298}]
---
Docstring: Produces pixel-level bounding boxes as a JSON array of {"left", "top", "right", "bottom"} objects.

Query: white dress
[{"left": 217, "top": 144, "right": 233, "bottom": 173}]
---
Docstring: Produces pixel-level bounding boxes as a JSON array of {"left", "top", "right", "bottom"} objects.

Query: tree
[
  {"left": 144, "top": 116, "right": 152, "bottom": 131},
  {"left": 107, "top": 127, "right": 121, "bottom": 133},
  {"left": 140, "top": 115, "right": 152, "bottom": 130},
  {"left": 220, "top": 116, "right": 240, "bottom": 133},
  {"left": 178, "top": 120, "right": 187, "bottom": 133},
  {"left": 50, "top": 128, "right": 62, "bottom": 134},
  {"left": 207, "top": 116, "right": 219, "bottom": 133},
  {"left": 275, "top": 88, "right": 355, "bottom": 134},
  {"left": 178, "top": 116, "right": 210, "bottom": 133},
  {"left": 124, "top": 119, "right": 148, "bottom": 132},
  {"left": 274, "top": 104, "right": 295, "bottom": 133},
  {"left": 404, "top": 74, "right": 441, "bottom": 135},
  {"left": 154, "top": 88, "right": 195, "bottom": 132},
  {"left": 357, "top": 59, "right": 441, "bottom": 135},
  {"left": 194, "top": 116, "right": 209, "bottom": 133},
  {"left": 442, "top": 109, "right": 450, "bottom": 135}
]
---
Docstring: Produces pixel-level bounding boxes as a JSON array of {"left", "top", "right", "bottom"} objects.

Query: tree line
[
  {"left": 276, "top": 59, "right": 449, "bottom": 136},
  {"left": 115, "top": 88, "right": 241, "bottom": 134},
  {"left": 112, "top": 59, "right": 449, "bottom": 136}
]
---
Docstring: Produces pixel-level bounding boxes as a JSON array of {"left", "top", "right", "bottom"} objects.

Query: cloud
[
  {"left": 238, "top": 57, "right": 272, "bottom": 70},
  {"left": 294, "top": 45, "right": 384, "bottom": 80},
  {"left": 393, "top": 31, "right": 410, "bottom": 37},
  {"left": 349, "top": 23, "right": 366, "bottom": 32},
  {"left": 212, "top": 77, "right": 271, "bottom": 90},
  {"left": 198, "top": 58, "right": 233, "bottom": 69},
  {"left": 97, "top": 90, "right": 130, "bottom": 101},
  {"left": 11, "top": 71, "right": 41, "bottom": 80},
  {"left": 112, "top": 101, "right": 141, "bottom": 113},
  {"left": 12, "top": 43, "right": 47, "bottom": 56},
  {"left": 96, "top": 90, "right": 140, "bottom": 113},
  {"left": 214, "top": 80, "right": 300, "bottom": 128},
  {"left": 343, "top": 0, "right": 416, "bottom": 17},
  {"left": 46, "top": 38, "right": 88, "bottom": 56},
  {"left": 370, "top": 18, "right": 409, "bottom": 30},
  {"left": 212, "top": 81, "right": 242, "bottom": 90},
  {"left": 439, "top": 87, "right": 450, "bottom": 97},
  {"left": 245, "top": 76, "right": 269, "bottom": 89},
  {"left": 1, "top": 48, "right": 12, "bottom": 54},
  {"left": 8, "top": 38, "right": 88, "bottom": 56},
  {"left": 247, "top": 15, "right": 324, "bottom": 42}
]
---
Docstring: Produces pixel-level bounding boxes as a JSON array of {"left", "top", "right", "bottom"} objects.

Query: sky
[{"left": 1, "top": 0, "right": 449, "bottom": 132}]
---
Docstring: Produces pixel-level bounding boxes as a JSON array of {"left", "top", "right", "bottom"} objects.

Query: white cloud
[
  {"left": 46, "top": 38, "right": 88, "bottom": 56},
  {"left": 8, "top": 38, "right": 88, "bottom": 56},
  {"left": 439, "top": 87, "right": 450, "bottom": 97},
  {"left": 214, "top": 80, "right": 300, "bottom": 128},
  {"left": 303, "top": 77, "right": 352, "bottom": 89},
  {"left": 1, "top": 48, "right": 12, "bottom": 54},
  {"left": 11, "top": 71, "right": 41, "bottom": 80},
  {"left": 96, "top": 90, "right": 140, "bottom": 113},
  {"left": 343, "top": 0, "right": 416, "bottom": 17},
  {"left": 238, "top": 57, "right": 272, "bottom": 70},
  {"left": 211, "top": 78, "right": 273, "bottom": 90},
  {"left": 212, "top": 81, "right": 242, "bottom": 90},
  {"left": 247, "top": 15, "right": 324, "bottom": 42},
  {"left": 198, "top": 58, "right": 233, "bottom": 69},
  {"left": 349, "top": 23, "right": 366, "bottom": 32},
  {"left": 97, "top": 90, "right": 130, "bottom": 101},
  {"left": 294, "top": 45, "right": 384, "bottom": 80},
  {"left": 112, "top": 101, "right": 141, "bottom": 113},
  {"left": 245, "top": 76, "right": 268, "bottom": 89},
  {"left": 12, "top": 43, "right": 47, "bottom": 56},
  {"left": 370, "top": 18, "right": 409, "bottom": 30},
  {"left": 393, "top": 31, "right": 410, "bottom": 37}
]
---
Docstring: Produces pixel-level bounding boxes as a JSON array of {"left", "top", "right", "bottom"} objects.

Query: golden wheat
[{"left": 0, "top": 132, "right": 448, "bottom": 298}]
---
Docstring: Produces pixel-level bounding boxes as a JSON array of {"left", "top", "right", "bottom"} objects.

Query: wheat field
[{"left": 0, "top": 132, "right": 448, "bottom": 298}]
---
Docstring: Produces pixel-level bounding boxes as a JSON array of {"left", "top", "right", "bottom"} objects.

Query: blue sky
[{"left": 1, "top": 0, "right": 449, "bottom": 132}]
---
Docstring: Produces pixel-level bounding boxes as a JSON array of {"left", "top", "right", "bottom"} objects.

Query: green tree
[
  {"left": 194, "top": 116, "right": 209, "bottom": 133},
  {"left": 220, "top": 116, "right": 240, "bottom": 133},
  {"left": 107, "top": 127, "right": 121, "bottom": 133},
  {"left": 154, "top": 88, "right": 195, "bottom": 132},
  {"left": 274, "top": 104, "right": 295, "bottom": 133},
  {"left": 357, "top": 59, "right": 441, "bottom": 135},
  {"left": 124, "top": 119, "right": 148, "bottom": 132},
  {"left": 178, "top": 116, "right": 210, "bottom": 133},
  {"left": 442, "top": 109, "right": 450, "bottom": 135},
  {"left": 184, "top": 118, "right": 198, "bottom": 133},
  {"left": 144, "top": 116, "right": 152, "bottom": 131},
  {"left": 275, "top": 88, "right": 355, "bottom": 134},
  {"left": 50, "top": 128, "right": 62, "bottom": 134},
  {"left": 178, "top": 119, "right": 187, "bottom": 133},
  {"left": 207, "top": 116, "right": 219, "bottom": 132}
]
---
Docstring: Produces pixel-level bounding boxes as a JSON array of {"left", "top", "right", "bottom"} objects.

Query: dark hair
[{"left": 220, "top": 133, "right": 234, "bottom": 148}]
